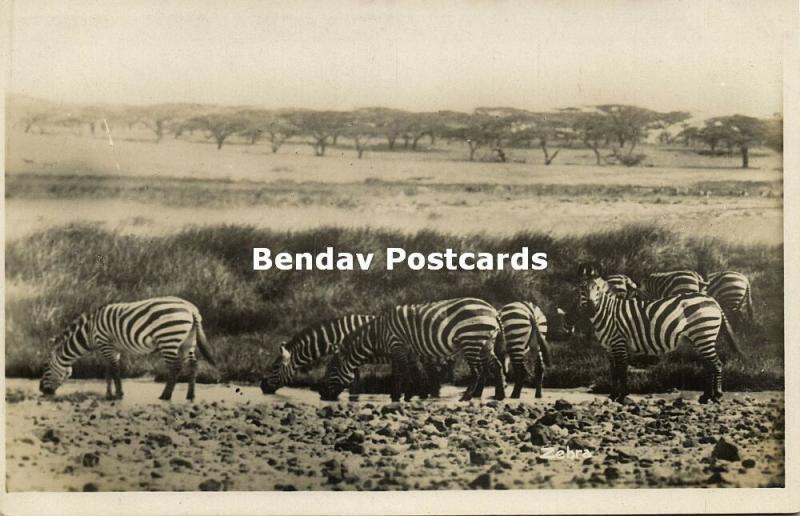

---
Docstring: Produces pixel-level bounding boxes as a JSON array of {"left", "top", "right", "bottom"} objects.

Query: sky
[{"left": 6, "top": 0, "right": 797, "bottom": 118}]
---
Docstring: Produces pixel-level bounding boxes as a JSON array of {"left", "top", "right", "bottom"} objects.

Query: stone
[
  {"left": 469, "top": 472, "right": 492, "bottom": 489},
  {"left": 711, "top": 438, "right": 740, "bottom": 462},
  {"left": 146, "top": 433, "right": 173, "bottom": 447},
  {"left": 741, "top": 459, "right": 756, "bottom": 469},
  {"left": 41, "top": 428, "right": 62, "bottom": 444},
  {"left": 81, "top": 452, "right": 100, "bottom": 467},
  {"left": 199, "top": 479, "right": 222, "bottom": 491},
  {"left": 470, "top": 450, "right": 489, "bottom": 466},
  {"left": 554, "top": 399, "right": 572, "bottom": 411},
  {"left": 82, "top": 483, "right": 99, "bottom": 492}
]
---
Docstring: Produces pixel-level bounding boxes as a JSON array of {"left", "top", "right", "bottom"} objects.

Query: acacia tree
[
  {"left": 262, "top": 112, "right": 298, "bottom": 153},
  {"left": 342, "top": 111, "right": 380, "bottom": 159},
  {"left": 704, "top": 115, "right": 767, "bottom": 168},
  {"left": 131, "top": 104, "right": 201, "bottom": 142},
  {"left": 764, "top": 114, "right": 783, "bottom": 153},
  {"left": 443, "top": 109, "right": 511, "bottom": 161},
  {"left": 289, "top": 110, "right": 343, "bottom": 156},
  {"left": 186, "top": 111, "right": 248, "bottom": 150},
  {"left": 595, "top": 104, "right": 661, "bottom": 153},
  {"left": 569, "top": 111, "right": 610, "bottom": 165}
]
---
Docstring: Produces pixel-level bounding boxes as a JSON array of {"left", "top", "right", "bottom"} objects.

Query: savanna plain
[{"left": 5, "top": 120, "right": 784, "bottom": 491}]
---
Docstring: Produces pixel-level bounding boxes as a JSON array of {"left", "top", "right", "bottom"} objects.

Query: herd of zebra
[{"left": 38, "top": 267, "right": 754, "bottom": 405}]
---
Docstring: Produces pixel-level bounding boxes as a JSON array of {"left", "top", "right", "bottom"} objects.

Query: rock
[
  {"left": 529, "top": 425, "right": 551, "bottom": 446},
  {"left": 146, "top": 433, "right": 173, "bottom": 447},
  {"left": 498, "top": 413, "right": 515, "bottom": 424},
  {"left": 150, "top": 471, "right": 163, "bottom": 479},
  {"left": 470, "top": 450, "right": 489, "bottom": 466},
  {"left": 427, "top": 416, "right": 448, "bottom": 432},
  {"left": 469, "top": 472, "right": 492, "bottom": 489},
  {"left": 567, "top": 437, "right": 595, "bottom": 451},
  {"left": 682, "top": 438, "right": 696, "bottom": 448},
  {"left": 41, "top": 428, "right": 62, "bottom": 444},
  {"left": 82, "top": 483, "right": 99, "bottom": 492},
  {"left": 604, "top": 467, "right": 620, "bottom": 480},
  {"left": 280, "top": 413, "right": 296, "bottom": 425},
  {"left": 554, "top": 399, "right": 572, "bottom": 411},
  {"left": 380, "top": 403, "right": 404, "bottom": 416},
  {"left": 357, "top": 408, "right": 375, "bottom": 421},
  {"left": 275, "top": 484, "right": 297, "bottom": 491},
  {"left": 742, "top": 459, "right": 756, "bottom": 469},
  {"left": 333, "top": 439, "right": 364, "bottom": 454},
  {"left": 536, "top": 412, "right": 563, "bottom": 426},
  {"left": 707, "top": 471, "right": 728, "bottom": 484},
  {"left": 199, "top": 479, "right": 222, "bottom": 491},
  {"left": 317, "top": 406, "right": 335, "bottom": 419},
  {"left": 81, "top": 452, "right": 100, "bottom": 467},
  {"left": 170, "top": 457, "right": 193, "bottom": 469},
  {"left": 711, "top": 438, "right": 740, "bottom": 462}
]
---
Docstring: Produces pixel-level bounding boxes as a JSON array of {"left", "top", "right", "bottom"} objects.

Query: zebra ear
[
  {"left": 280, "top": 344, "right": 291, "bottom": 363},
  {"left": 556, "top": 307, "right": 566, "bottom": 315}
]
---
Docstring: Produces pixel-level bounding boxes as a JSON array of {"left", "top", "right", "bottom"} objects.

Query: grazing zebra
[
  {"left": 707, "top": 271, "right": 755, "bottom": 331},
  {"left": 319, "top": 298, "right": 503, "bottom": 402},
  {"left": 638, "top": 270, "right": 708, "bottom": 299},
  {"left": 496, "top": 302, "right": 552, "bottom": 398},
  {"left": 39, "top": 297, "right": 215, "bottom": 401},
  {"left": 260, "top": 314, "right": 443, "bottom": 399},
  {"left": 260, "top": 314, "right": 375, "bottom": 394},
  {"left": 576, "top": 273, "right": 742, "bottom": 404}
]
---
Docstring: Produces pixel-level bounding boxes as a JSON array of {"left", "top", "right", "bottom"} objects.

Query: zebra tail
[
  {"left": 745, "top": 284, "right": 755, "bottom": 324},
  {"left": 495, "top": 316, "right": 509, "bottom": 375},
  {"left": 194, "top": 313, "right": 217, "bottom": 367},
  {"left": 719, "top": 311, "right": 745, "bottom": 360},
  {"left": 529, "top": 313, "right": 552, "bottom": 367}
]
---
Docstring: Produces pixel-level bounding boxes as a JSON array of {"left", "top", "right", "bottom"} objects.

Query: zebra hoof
[
  {"left": 158, "top": 395, "right": 172, "bottom": 401},
  {"left": 698, "top": 394, "right": 710, "bottom": 404},
  {"left": 534, "top": 392, "right": 543, "bottom": 399}
]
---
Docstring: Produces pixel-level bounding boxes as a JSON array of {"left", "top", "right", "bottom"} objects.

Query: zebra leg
[
  {"left": 101, "top": 347, "right": 123, "bottom": 400},
  {"left": 349, "top": 368, "right": 362, "bottom": 402},
  {"left": 186, "top": 350, "right": 198, "bottom": 401},
  {"left": 105, "top": 366, "right": 114, "bottom": 400},
  {"left": 509, "top": 360, "right": 529, "bottom": 399},
  {"left": 699, "top": 354, "right": 723, "bottom": 404},
  {"left": 389, "top": 349, "right": 409, "bottom": 402},
  {"left": 158, "top": 351, "right": 182, "bottom": 401},
  {"left": 532, "top": 351, "right": 545, "bottom": 399},
  {"left": 484, "top": 352, "right": 506, "bottom": 401},
  {"left": 607, "top": 354, "right": 619, "bottom": 401},
  {"left": 614, "top": 357, "right": 629, "bottom": 403}
]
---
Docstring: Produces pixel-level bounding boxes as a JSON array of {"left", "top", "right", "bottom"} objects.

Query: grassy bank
[{"left": 5, "top": 223, "right": 784, "bottom": 392}]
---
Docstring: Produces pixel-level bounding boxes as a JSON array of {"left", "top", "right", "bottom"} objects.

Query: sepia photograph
[{"left": 2, "top": 0, "right": 798, "bottom": 512}]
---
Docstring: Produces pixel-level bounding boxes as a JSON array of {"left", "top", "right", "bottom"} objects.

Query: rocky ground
[{"left": 5, "top": 380, "right": 785, "bottom": 491}]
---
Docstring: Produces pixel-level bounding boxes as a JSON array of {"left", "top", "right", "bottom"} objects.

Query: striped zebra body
[
  {"left": 40, "top": 297, "right": 214, "bottom": 401},
  {"left": 577, "top": 276, "right": 740, "bottom": 404},
  {"left": 639, "top": 270, "right": 708, "bottom": 299},
  {"left": 497, "top": 302, "right": 551, "bottom": 398},
  {"left": 260, "top": 314, "right": 375, "bottom": 394},
  {"left": 707, "top": 271, "right": 754, "bottom": 331},
  {"left": 320, "top": 298, "right": 503, "bottom": 402}
]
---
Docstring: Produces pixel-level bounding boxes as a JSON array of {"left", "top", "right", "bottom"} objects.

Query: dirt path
[{"left": 5, "top": 379, "right": 784, "bottom": 491}]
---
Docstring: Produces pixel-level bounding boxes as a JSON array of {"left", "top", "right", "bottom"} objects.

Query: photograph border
[{"left": 1, "top": 1, "right": 798, "bottom": 513}]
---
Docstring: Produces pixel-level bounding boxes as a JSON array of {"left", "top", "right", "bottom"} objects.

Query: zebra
[
  {"left": 575, "top": 272, "right": 742, "bottom": 404},
  {"left": 638, "top": 270, "right": 708, "bottom": 299},
  {"left": 556, "top": 274, "right": 638, "bottom": 337},
  {"left": 39, "top": 297, "right": 215, "bottom": 401},
  {"left": 707, "top": 271, "right": 755, "bottom": 332},
  {"left": 319, "top": 298, "right": 504, "bottom": 402},
  {"left": 260, "top": 314, "right": 375, "bottom": 394},
  {"left": 496, "top": 302, "right": 552, "bottom": 398},
  {"left": 260, "top": 314, "right": 444, "bottom": 399}
]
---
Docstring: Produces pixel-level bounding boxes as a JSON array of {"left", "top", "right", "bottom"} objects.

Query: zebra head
[
  {"left": 260, "top": 343, "right": 292, "bottom": 394},
  {"left": 39, "top": 315, "right": 88, "bottom": 395},
  {"left": 576, "top": 276, "right": 608, "bottom": 312},
  {"left": 39, "top": 339, "right": 72, "bottom": 395}
]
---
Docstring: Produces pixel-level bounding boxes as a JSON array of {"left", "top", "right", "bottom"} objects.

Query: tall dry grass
[{"left": 5, "top": 223, "right": 783, "bottom": 392}]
